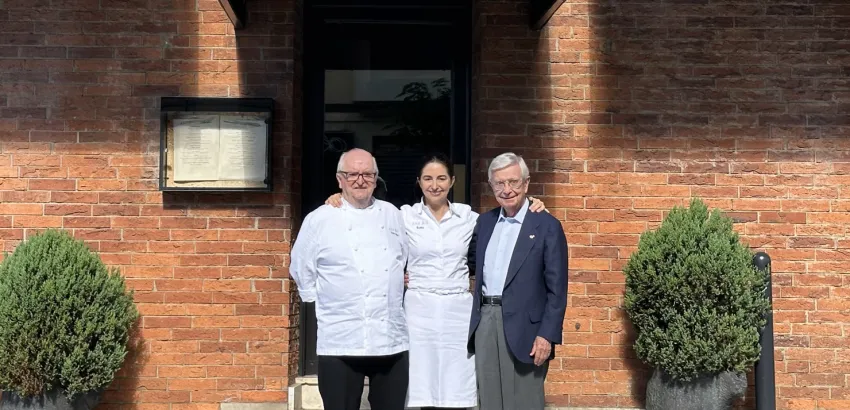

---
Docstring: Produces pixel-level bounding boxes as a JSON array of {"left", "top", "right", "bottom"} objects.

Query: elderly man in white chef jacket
[{"left": 290, "top": 148, "right": 409, "bottom": 410}]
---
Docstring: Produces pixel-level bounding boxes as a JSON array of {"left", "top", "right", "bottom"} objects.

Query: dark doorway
[{"left": 299, "top": 1, "right": 472, "bottom": 375}]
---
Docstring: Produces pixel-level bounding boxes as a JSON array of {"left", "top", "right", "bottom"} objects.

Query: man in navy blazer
[{"left": 467, "top": 152, "right": 568, "bottom": 410}]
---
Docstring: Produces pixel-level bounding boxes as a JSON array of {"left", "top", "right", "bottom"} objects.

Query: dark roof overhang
[
  {"left": 529, "top": 0, "right": 566, "bottom": 30},
  {"left": 218, "top": 0, "right": 246, "bottom": 29},
  {"left": 220, "top": 1, "right": 564, "bottom": 32}
]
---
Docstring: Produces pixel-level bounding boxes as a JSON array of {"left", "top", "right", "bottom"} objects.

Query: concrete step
[
  {"left": 289, "top": 375, "right": 467, "bottom": 410},
  {"left": 288, "top": 376, "right": 370, "bottom": 410},
  {"left": 286, "top": 375, "right": 641, "bottom": 410}
]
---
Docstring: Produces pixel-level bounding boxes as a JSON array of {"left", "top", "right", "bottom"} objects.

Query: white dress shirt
[
  {"left": 289, "top": 197, "right": 409, "bottom": 356},
  {"left": 482, "top": 198, "right": 529, "bottom": 296}
]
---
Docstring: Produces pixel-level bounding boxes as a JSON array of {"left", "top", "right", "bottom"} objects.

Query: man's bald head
[
  {"left": 335, "top": 148, "right": 379, "bottom": 208},
  {"left": 337, "top": 148, "right": 379, "bottom": 174}
]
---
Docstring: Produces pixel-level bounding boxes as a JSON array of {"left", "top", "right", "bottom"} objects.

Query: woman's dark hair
[
  {"left": 414, "top": 152, "right": 454, "bottom": 203},
  {"left": 418, "top": 152, "right": 454, "bottom": 179}
]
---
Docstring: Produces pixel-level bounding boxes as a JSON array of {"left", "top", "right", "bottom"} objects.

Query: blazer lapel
[
  {"left": 476, "top": 212, "right": 497, "bottom": 278},
  {"left": 503, "top": 212, "right": 540, "bottom": 291}
]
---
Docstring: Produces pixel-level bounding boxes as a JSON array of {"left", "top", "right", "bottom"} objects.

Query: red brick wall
[
  {"left": 0, "top": 0, "right": 298, "bottom": 408},
  {"left": 474, "top": 1, "right": 850, "bottom": 409},
  {"left": 3, "top": 0, "right": 849, "bottom": 408}
]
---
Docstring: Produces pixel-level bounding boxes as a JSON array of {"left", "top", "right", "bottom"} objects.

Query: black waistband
[{"left": 482, "top": 295, "right": 502, "bottom": 305}]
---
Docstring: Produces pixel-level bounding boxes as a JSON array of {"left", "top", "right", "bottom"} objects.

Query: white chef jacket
[
  {"left": 290, "top": 197, "right": 410, "bottom": 356},
  {"left": 400, "top": 200, "right": 479, "bottom": 408}
]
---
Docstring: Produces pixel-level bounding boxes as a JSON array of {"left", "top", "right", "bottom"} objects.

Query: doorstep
[{"left": 286, "top": 375, "right": 642, "bottom": 410}]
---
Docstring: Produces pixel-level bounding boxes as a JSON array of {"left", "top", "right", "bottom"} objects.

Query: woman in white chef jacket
[{"left": 325, "top": 153, "right": 547, "bottom": 410}]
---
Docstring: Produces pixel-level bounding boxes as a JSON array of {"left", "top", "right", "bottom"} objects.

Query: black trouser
[{"left": 317, "top": 351, "right": 409, "bottom": 410}]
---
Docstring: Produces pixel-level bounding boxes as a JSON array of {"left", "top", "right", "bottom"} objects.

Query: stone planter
[
  {"left": 645, "top": 368, "right": 747, "bottom": 410},
  {"left": 0, "top": 389, "right": 101, "bottom": 410}
]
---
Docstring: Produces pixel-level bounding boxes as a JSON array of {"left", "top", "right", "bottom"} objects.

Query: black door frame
[{"left": 298, "top": 0, "right": 473, "bottom": 376}]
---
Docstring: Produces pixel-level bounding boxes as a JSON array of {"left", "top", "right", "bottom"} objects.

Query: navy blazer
[{"left": 467, "top": 205, "right": 569, "bottom": 364}]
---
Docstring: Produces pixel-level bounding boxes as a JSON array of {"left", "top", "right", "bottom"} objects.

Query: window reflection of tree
[
  {"left": 369, "top": 78, "right": 453, "bottom": 207},
  {"left": 360, "top": 78, "right": 452, "bottom": 139},
  {"left": 386, "top": 78, "right": 451, "bottom": 138}
]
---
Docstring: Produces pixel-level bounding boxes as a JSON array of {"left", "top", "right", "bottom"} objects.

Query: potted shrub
[
  {"left": 0, "top": 229, "right": 139, "bottom": 410},
  {"left": 623, "top": 198, "right": 770, "bottom": 410}
]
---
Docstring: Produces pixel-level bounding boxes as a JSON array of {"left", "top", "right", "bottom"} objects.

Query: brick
[
  {"left": 214, "top": 293, "right": 260, "bottom": 304},
  {"left": 172, "top": 329, "right": 220, "bottom": 341},
  {"left": 199, "top": 341, "right": 247, "bottom": 354},
  {"left": 206, "top": 366, "right": 255, "bottom": 378},
  {"left": 222, "top": 329, "right": 269, "bottom": 341},
  {"left": 192, "top": 316, "right": 240, "bottom": 328},
  {"left": 167, "top": 379, "right": 217, "bottom": 391},
  {"left": 149, "top": 341, "right": 199, "bottom": 354},
  {"left": 143, "top": 317, "right": 191, "bottom": 329},
  {"left": 135, "top": 391, "right": 191, "bottom": 403},
  {"left": 158, "top": 366, "right": 206, "bottom": 378},
  {"left": 232, "top": 353, "right": 281, "bottom": 366}
]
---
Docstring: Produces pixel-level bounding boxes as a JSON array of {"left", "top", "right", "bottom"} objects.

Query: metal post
[{"left": 753, "top": 252, "right": 775, "bottom": 410}]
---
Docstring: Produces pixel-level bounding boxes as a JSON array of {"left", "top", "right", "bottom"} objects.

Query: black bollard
[{"left": 753, "top": 252, "right": 775, "bottom": 410}]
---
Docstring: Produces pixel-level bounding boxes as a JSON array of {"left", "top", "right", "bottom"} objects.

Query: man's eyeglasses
[
  {"left": 489, "top": 178, "right": 527, "bottom": 192},
  {"left": 338, "top": 171, "right": 377, "bottom": 182}
]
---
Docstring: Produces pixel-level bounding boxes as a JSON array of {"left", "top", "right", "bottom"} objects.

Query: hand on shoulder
[
  {"left": 324, "top": 193, "right": 343, "bottom": 208},
  {"left": 527, "top": 196, "right": 549, "bottom": 213}
]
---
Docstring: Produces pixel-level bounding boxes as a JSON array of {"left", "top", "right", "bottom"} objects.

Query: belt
[{"left": 482, "top": 295, "right": 502, "bottom": 305}]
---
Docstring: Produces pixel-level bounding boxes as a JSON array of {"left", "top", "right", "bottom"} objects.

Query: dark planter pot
[
  {"left": 0, "top": 389, "right": 101, "bottom": 410},
  {"left": 645, "top": 368, "right": 747, "bottom": 410}
]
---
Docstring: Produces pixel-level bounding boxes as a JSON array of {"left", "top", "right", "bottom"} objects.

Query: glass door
[{"left": 299, "top": 1, "right": 472, "bottom": 375}]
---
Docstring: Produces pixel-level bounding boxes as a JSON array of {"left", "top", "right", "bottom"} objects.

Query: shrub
[
  {"left": 0, "top": 229, "right": 139, "bottom": 399},
  {"left": 623, "top": 198, "right": 770, "bottom": 382}
]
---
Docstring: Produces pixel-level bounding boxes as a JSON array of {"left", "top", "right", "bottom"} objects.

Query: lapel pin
[{"left": 529, "top": 234, "right": 535, "bottom": 239}]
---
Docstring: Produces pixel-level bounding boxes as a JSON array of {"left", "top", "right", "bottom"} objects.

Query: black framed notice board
[{"left": 159, "top": 97, "right": 274, "bottom": 192}]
